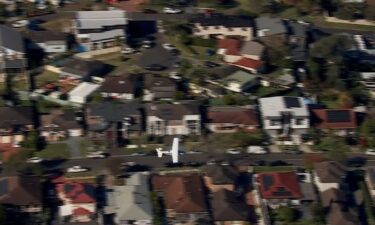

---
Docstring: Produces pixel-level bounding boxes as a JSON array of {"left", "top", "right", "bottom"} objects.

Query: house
[
  {"left": 68, "top": 82, "right": 100, "bottom": 104},
  {"left": 288, "top": 22, "right": 309, "bottom": 62},
  {"left": 231, "top": 57, "right": 264, "bottom": 73},
  {"left": 257, "top": 171, "right": 302, "bottom": 208},
  {"left": 25, "top": 30, "right": 67, "bottom": 53},
  {"left": 86, "top": 102, "right": 143, "bottom": 144},
  {"left": 313, "top": 161, "right": 347, "bottom": 192},
  {"left": 204, "top": 164, "right": 239, "bottom": 192},
  {"left": 41, "top": 109, "right": 83, "bottom": 142},
  {"left": 143, "top": 74, "right": 177, "bottom": 101},
  {"left": 152, "top": 174, "right": 210, "bottom": 225},
  {"left": 56, "top": 181, "right": 96, "bottom": 223},
  {"left": 211, "top": 189, "right": 249, "bottom": 225},
  {"left": 222, "top": 70, "right": 259, "bottom": 92},
  {"left": 311, "top": 109, "right": 357, "bottom": 135},
  {"left": 259, "top": 96, "right": 310, "bottom": 137},
  {"left": 326, "top": 203, "right": 360, "bottom": 225},
  {"left": 321, "top": 188, "right": 346, "bottom": 208},
  {"left": 0, "top": 107, "right": 33, "bottom": 146},
  {"left": 365, "top": 167, "right": 375, "bottom": 199},
  {"left": 105, "top": 172, "right": 153, "bottom": 225},
  {"left": 0, "top": 25, "right": 27, "bottom": 83},
  {"left": 240, "top": 41, "right": 265, "bottom": 61},
  {"left": 100, "top": 75, "right": 140, "bottom": 100},
  {"left": 145, "top": 102, "right": 201, "bottom": 136},
  {"left": 0, "top": 176, "right": 42, "bottom": 213},
  {"left": 60, "top": 57, "right": 108, "bottom": 82},
  {"left": 207, "top": 106, "right": 259, "bottom": 133},
  {"left": 191, "top": 14, "right": 254, "bottom": 41},
  {"left": 255, "top": 17, "right": 287, "bottom": 39},
  {"left": 217, "top": 38, "right": 242, "bottom": 63},
  {"left": 73, "top": 10, "right": 127, "bottom": 51}
]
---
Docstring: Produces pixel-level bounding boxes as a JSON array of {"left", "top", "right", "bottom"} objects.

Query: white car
[
  {"left": 365, "top": 149, "right": 375, "bottom": 156},
  {"left": 247, "top": 146, "right": 267, "bottom": 154},
  {"left": 12, "top": 20, "right": 29, "bottom": 28},
  {"left": 36, "top": 4, "right": 47, "bottom": 10},
  {"left": 122, "top": 47, "right": 135, "bottom": 54},
  {"left": 163, "top": 7, "right": 182, "bottom": 14},
  {"left": 226, "top": 148, "right": 241, "bottom": 154},
  {"left": 142, "top": 40, "right": 152, "bottom": 49},
  {"left": 66, "top": 166, "right": 89, "bottom": 173},
  {"left": 27, "top": 157, "right": 43, "bottom": 163},
  {"left": 87, "top": 153, "right": 106, "bottom": 159},
  {"left": 162, "top": 43, "right": 176, "bottom": 51},
  {"left": 169, "top": 71, "right": 182, "bottom": 81}
]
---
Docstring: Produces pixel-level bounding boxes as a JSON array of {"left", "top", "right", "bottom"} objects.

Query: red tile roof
[
  {"left": 312, "top": 109, "right": 357, "bottom": 129},
  {"left": 57, "top": 182, "right": 96, "bottom": 204},
  {"left": 218, "top": 38, "right": 242, "bottom": 55},
  {"left": 73, "top": 207, "right": 92, "bottom": 216},
  {"left": 208, "top": 107, "right": 259, "bottom": 126},
  {"left": 258, "top": 172, "right": 302, "bottom": 199},
  {"left": 232, "top": 57, "right": 263, "bottom": 70}
]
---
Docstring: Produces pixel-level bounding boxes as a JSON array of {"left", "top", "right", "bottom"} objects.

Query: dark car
[
  {"left": 270, "top": 160, "right": 289, "bottom": 167},
  {"left": 346, "top": 157, "right": 366, "bottom": 168},
  {"left": 143, "top": 9, "right": 158, "bottom": 14},
  {"left": 164, "top": 162, "right": 184, "bottom": 167},
  {"left": 204, "top": 61, "right": 220, "bottom": 68},
  {"left": 143, "top": 64, "right": 166, "bottom": 71}
]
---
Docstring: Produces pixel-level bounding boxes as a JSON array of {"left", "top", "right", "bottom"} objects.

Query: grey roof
[
  {"left": 300, "top": 182, "right": 316, "bottom": 202},
  {"left": 25, "top": 30, "right": 67, "bottom": 43},
  {"left": 211, "top": 189, "right": 249, "bottom": 222},
  {"left": 222, "top": 70, "right": 258, "bottom": 85},
  {"left": 3, "top": 58, "right": 26, "bottom": 69},
  {"left": 205, "top": 165, "right": 238, "bottom": 185},
  {"left": 0, "top": 25, "right": 24, "bottom": 53},
  {"left": 76, "top": 11, "right": 127, "bottom": 29},
  {"left": 146, "top": 103, "right": 200, "bottom": 121},
  {"left": 255, "top": 17, "right": 287, "bottom": 36},
  {"left": 289, "top": 22, "right": 308, "bottom": 61},
  {"left": 240, "top": 41, "right": 265, "bottom": 57},
  {"left": 88, "top": 102, "right": 142, "bottom": 122},
  {"left": 89, "top": 29, "right": 125, "bottom": 41},
  {"left": 61, "top": 58, "right": 106, "bottom": 77},
  {"left": 112, "top": 173, "right": 153, "bottom": 222},
  {"left": 259, "top": 96, "right": 309, "bottom": 117}
]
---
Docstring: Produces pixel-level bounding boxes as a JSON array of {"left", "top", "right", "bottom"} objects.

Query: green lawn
[
  {"left": 313, "top": 17, "right": 375, "bottom": 32},
  {"left": 36, "top": 143, "right": 70, "bottom": 160}
]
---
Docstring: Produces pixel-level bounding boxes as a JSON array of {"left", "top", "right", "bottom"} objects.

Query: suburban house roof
[
  {"left": 76, "top": 10, "right": 127, "bottom": 29},
  {"left": 191, "top": 14, "right": 253, "bottom": 28},
  {"left": 110, "top": 173, "right": 153, "bottom": 221},
  {"left": 68, "top": 82, "right": 100, "bottom": 100},
  {"left": 0, "top": 176, "right": 42, "bottom": 206},
  {"left": 100, "top": 75, "right": 137, "bottom": 94},
  {"left": 73, "top": 207, "right": 92, "bottom": 216},
  {"left": 152, "top": 175, "right": 208, "bottom": 214},
  {"left": 240, "top": 41, "right": 265, "bottom": 57},
  {"left": 211, "top": 189, "right": 249, "bottom": 222},
  {"left": 255, "top": 17, "right": 287, "bottom": 36},
  {"left": 232, "top": 57, "right": 263, "bottom": 71},
  {"left": 258, "top": 171, "right": 302, "bottom": 199},
  {"left": 41, "top": 109, "right": 81, "bottom": 131},
  {"left": 0, "top": 25, "right": 24, "bottom": 53},
  {"left": 205, "top": 165, "right": 238, "bottom": 185},
  {"left": 259, "top": 96, "right": 309, "bottom": 117},
  {"left": 327, "top": 203, "right": 360, "bottom": 225},
  {"left": 314, "top": 161, "right": 347, "bottom": 183},
  {"left": 208, "top": 106, "right": 259, "bottom": 126},
  {"left": 222, "top": 70, "right": 258, "bottom": 85},
  {"left": 0, "top": 107, "right": 33, "bottom": 129},
  {"left": 57, "top": 181, "right": 96, "bottom": 204},
  {"left": 61, "top": 58, "right": 107, "bottom": 78},
  {"left": 312, "top": 109, "right": 357, "bottom": 129},
  {"left": 25, "top": 30, "right": 67, "bottom": 43},
  {"left": 144, "top": 74, "right": 176, "bottom": 91},
  {"left": 218, "top": 38, "right": 242, "bottom": 55},
  {"left": 88, "top": 102, "right": 142, "bottom": 122},
  {"left": 289, "top": 22, "right": 309, "bottom": 61},
  {"left": 321, "top": 188, "right": 346, "bottom": 208},
  {"left": 146, "top": 103, "right": 200, "bottom": 121}
]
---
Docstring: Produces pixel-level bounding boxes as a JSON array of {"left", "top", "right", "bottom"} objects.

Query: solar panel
[
  {"left": 0, "top": 179, "right": 8, "bottom": 196},
  {"left": 262, "top": 175, "right": 274, "bottom": 191},
  {"left": 326, "top": 110, "right": 351, "bottom": 123},
  {"left": 283, "top": 97, "right": 301, "bottom": 108}
]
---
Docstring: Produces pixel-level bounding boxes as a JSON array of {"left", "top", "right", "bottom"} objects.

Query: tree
[
  {"left": 21, "top": 130, "right": 39, "bottom": 150},
  {"left": 361, "top": 118, "right": 375, "bottom": 147},
  {"left": 317, "top": 136, "right": 349, "bottom": 161},
  {"left": 150, "top": 192, "right": 163, "bottom": 225},
  {"left": 310, "top": 203, "right": 325, "bottom": 224},
  {"left": 275, "top": 206, "right": 297, "bottom": 223},
  {"left": 222, "top": 94, "right": 236, "bottom": 105},
  {"left": 334, "top": 3, "right": 363, "bottom": 20}
]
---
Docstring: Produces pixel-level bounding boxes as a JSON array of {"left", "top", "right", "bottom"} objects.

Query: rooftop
[
  {"left": 211, "top": 189, "right": 249, "bottom": 222},
  {"left": 314, "top": 161, "right": 346, "bottom": 183},
  {"left": 255, "top": 17, "right": 287, "bottom": 37},
  {"left": 258, "top": 171, "right": 302, "bottom": 199},
  {"left": 259, "top": 96, "right": 309, "bottom": 117},
  {"left": 312, "top": 109, "right": 357, "bottom": 129},
  {"left": 222, "top": 70, "right": 258, "bottom": 85},
  {"left": 146, "top": 103, "right": 200, "bottom": 121},
  {"left": 191, "top": 14, "right": 253, "bottom": 28},
  {"left": 208, "top": 106, "right": 259, "bottom": 126}
]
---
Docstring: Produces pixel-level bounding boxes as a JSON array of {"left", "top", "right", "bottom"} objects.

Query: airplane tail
[{"left": 156, "top": 148, "right": 163, "bottom": 158}]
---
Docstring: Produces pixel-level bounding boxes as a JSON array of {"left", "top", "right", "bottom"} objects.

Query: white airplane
[{"left": 156, "top": 137, "right": 179, "bottom": 163}]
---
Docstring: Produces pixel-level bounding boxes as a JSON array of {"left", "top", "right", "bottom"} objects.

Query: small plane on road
[{"left": 156, "top": 137, "right": 180, "bottom": 163}]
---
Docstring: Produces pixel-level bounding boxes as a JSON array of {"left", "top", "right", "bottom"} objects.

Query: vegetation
[
  {"left": 36, "top": 143, "right": 70, "bottom": 160},
  {"left": 150, "top": 192, "right": 164, "bottom": 225},
  {"left": 361, "top": 117, "right": 375, "bottom": 148},
  {"left": 360, "top": 181, "right": 375, "bottom": 225},
  {"left": 275, "top": 206, "right": 297, "bottom": 224},
  {"left": 315, "top": 136, "right": 350, "bottom": 160}
]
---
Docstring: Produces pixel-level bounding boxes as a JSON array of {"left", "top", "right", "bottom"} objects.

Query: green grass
[
  {"left": 34, "top": 70, "right": 59, "bottom": 88},
  {"left": 36, "top": 143, "right": 70, "bottom": 160},
  {"left": 253, "top": 166, "right": 295, "bottom": 173},
  {"left": 313, "top": 17, "right": 375, "bottom": 32}
]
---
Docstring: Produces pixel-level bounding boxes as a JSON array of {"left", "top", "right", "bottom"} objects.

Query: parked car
[
  {"left": 365, "top": 149, "right": 375, "bottom": 156},
  {"left": 169, "top": 71, "right": 182, "bottom": 81},
  {"left": 247, "top": 146, "right": 267, "bottom": 154},
  {"left": 12, "top": 20, "right": 29, "bottom": 28},
  {"left": 27, "top": 157, "right": 43, "bottom": 164},
  {"left": 122, "top": 47, "right": 136, "bottom": 54},
  {"left": 142, "top": 40, "right": 153, "bottom": 49},
  {"left": 226, "top": 148, "right": 241, "bottom": 154},
  {"left": 66, "top": 166, "right": 89, "bottom": 173},
  {"left": 270, "top": 160, "right": 289, "bottom": 167},
  {"left": 87, "top": 151, "right": 107, "bottom": 159},
  {"left": 204, "top": 61, "right": 220, "bottom": 68},
  {"left": 162, "top": 43, "right": 176, "bottom": 51},
  {"left": 130, "top": 152, "right": 146, "bottom": 156},
  {"left": 163, "top": 7, "right": 183, "bottom": 14},
  {"left": 143, "top": 64, "right": 166, "bottom": 71}
]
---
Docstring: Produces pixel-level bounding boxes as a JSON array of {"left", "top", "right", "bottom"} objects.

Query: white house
[
  {"left": 73, "top": 10, "right": 127, "bottom": 51},
  {"left": 222, "top": 70, "right": 259, "bottom": 93},
  {"left": 68, "top": 82, "right": 100, "bottom": 104},
  {"left": 313, "top": 161, "right": 347, "bottom": 192},
  {"left": 259, "top": 96, "right": 310, "bottom": 137}
]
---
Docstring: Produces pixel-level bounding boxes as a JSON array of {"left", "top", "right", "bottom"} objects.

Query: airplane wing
[{"left": 171, "top": 138, "right": 179, "bottom": 163}]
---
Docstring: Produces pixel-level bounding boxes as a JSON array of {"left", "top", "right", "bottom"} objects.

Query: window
[{"left": 295, "top": 119, "right": 304, "bottom": 125}]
